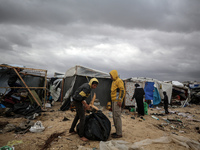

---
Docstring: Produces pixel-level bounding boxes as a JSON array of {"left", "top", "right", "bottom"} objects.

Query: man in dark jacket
[
  {"left": 131, "top": 83, "right": 145, "bottom": 117},
  {"left": 69, "top": 78, "right": 99, "bottom": 142},
  {"left": 163, "top": 91, "right": 169, "bottom": 114}
]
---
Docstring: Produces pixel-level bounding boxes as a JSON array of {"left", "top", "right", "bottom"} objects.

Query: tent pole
[
  {"left": 61, "top": 78, "right": 65, "bottom": 102},
  {"left": 13, "top": 68, "right": 42, "bottom": 108}
]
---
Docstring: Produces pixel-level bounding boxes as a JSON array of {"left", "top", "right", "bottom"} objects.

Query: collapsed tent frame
[{"left": 0, "top": 64, "right": 48, "bottom": 108}]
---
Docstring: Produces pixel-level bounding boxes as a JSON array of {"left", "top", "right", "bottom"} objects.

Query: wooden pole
[
  {"left": 61, "top": 78, "right": 65, "bottom": 102},
  {"left": 13, "top": 68, "right": 42, "bottom": 107}
]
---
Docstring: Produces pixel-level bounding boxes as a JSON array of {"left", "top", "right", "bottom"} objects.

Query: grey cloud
[
  {"left": 0, "top": 0, "right": 200, "bottom": 82},
  {"left": 0, "top": 37, "right": 13, "bottom": 51},
  {"left": 1, "top": 0, "right": 200, "bottom": 33}
]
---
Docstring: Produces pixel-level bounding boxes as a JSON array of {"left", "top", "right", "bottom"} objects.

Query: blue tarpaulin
[
  {"left": 153, "top": 87, "right": 161, "bottom": 105},
  {"left": 0, "top": 104, "right": 6, "bottom": 108},
  {"left": 144, "top": 82, "right": 161, "bottom": 105},
  {"left": 144, "top": 82, "right": 154, "bottom": 100}
]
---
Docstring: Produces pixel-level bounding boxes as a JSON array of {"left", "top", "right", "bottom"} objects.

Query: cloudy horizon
[{"left": 1, "top": 0, "right": 200, "bottom": 82}]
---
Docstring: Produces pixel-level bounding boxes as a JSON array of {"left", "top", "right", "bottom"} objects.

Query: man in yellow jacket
[{"left": 110, "top": 70, "right": 125, "bottom": 138}]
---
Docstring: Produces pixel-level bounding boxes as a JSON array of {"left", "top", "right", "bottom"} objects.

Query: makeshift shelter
[
  {"left": 50, "top": 78, "right": 62, "bottom": 102},
  {"left": 0, "top": 64, "right": 47, "bottom": 108},
  {"left": 60, "top": 65, "right": 112, "bottom": 111},
  {"left": 123, "top": 77, "right": 172, "bottom": 107},
  {"left": 167, "top": 81, "right": 190, "bottom": 106},
  {"left": 189, "top": 83, "right": 200, "bottom": 104}
]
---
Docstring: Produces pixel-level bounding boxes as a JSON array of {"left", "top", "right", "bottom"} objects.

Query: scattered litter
[
  {"left": 62, "top": 117, "right": 69, "bottom": 121},
  {"left": 29, "top": 121, "right": 45, "bottom": 133},
  {"left": 151, "top": 113, "right": 164, "bottom": 116},
  {"left": 156, "top": 107, "right": 162, "bottom": 110},
  {"left": 108, "top": 112, "right": 112, "bottom": 118},
  {"left": 0, "top": 146, "right": 14, "bottom": 150},
  {"left": 45, "top": 103, "right": 51, "bottom": 108},
  {"left": 99, "top": 134, "right": 200, "bottom": 150},
  {"left": 2, "top": 124, "right": 16, "bottom": 133},
  {"left": 66, "top": 137, "right": 72, "bottom": 141},
  {"left": 7, "top": 140, "right": 23, "bottom": 147},
  {"left": 131, "top": 117, "right": 135, "bottom": 119},
  {"left": 151, "top": 115, "right": 159, "bottom": 120}
]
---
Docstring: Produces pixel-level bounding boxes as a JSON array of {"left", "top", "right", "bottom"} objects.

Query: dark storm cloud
[
  {"left": 0, "top": 37, "right": 13, "bottom": 51},
  {"left": 0, "top": 0, "right": 200, "bottom": 82},
  {"left": 1, "top": 0, "right": 200, "bottom": 32}
]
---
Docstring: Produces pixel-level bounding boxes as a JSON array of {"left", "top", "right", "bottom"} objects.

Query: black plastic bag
[{"left": 77, "top": 110, "right": 111, "bottom": 141}]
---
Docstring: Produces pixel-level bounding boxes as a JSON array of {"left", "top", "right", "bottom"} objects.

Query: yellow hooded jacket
[{"left": 110, "top": 70, "right": 125, "bottom": 103}]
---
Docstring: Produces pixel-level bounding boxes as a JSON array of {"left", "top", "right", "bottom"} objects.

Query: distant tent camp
[
  {"left": 123, "top": 77, "right": 172, "bottom": 107},
  {"left": 60, "top": 65, "right": 112, "bottom": 111}
]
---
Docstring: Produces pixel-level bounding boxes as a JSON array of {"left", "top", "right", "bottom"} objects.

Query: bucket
[
  {"left": 106, "top": 102, "right": 111, "bottom": 110},
  {"left": 144, "top": 102, "right": 148, "bottom": 115}
]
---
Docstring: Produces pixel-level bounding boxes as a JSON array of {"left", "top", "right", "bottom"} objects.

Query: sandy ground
[{"left": 0, "top": 102, "right": 200, "bottom": 150}]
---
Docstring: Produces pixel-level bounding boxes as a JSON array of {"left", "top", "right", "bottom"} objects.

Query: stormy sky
[{"left": 0, "top": 0, "right": 200, "bottom": 82}]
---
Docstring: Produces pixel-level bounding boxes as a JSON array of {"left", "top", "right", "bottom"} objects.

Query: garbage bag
[
  {"left": 29, "top": 121, "right": 45, "bottom": 133},
  {"left": 77, "top": 110, "right": 111, "bottom": 141}
]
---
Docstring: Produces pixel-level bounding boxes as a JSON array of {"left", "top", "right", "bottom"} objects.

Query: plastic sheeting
[
  {"left": 153, "top": 87, "right": 161, "bottom": 105},
  {"left": 99, "top": 134, "right": 200, "bottom": 150},
  {"left": 144, "top": 82, "right": 154, "bottom": 100},
  {"left": 64, "top": 65, "right": 110, "bottom": 78}
]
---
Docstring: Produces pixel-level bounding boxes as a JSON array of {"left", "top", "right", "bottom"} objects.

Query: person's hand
[
  {"left": 85, "top": 104, "right": 91, "bottom": 110},
  {"left": 117, "top": 102, "right": 122, "bottom": 107}
]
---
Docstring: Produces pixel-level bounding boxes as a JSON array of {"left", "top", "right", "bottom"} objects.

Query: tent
[
  {"left": 124, "top": 77, "right": 172, "bottom": 107},
  {"left": 166, "top": 81, "right": 190, "bottom": 106},
  {"left": 0, "top": 64, "right": 47, "bottom": 107},
  {"left": 60, "top": 65, "right": 112, "bottom": 110}
]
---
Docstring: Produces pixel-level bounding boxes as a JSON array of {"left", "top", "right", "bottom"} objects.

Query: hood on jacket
[
  {"left": 109, "top": 70, "right": 118, "bottom": 81},
  {"left": 89, "top": 78, "right": 99, "bottom": 87}
]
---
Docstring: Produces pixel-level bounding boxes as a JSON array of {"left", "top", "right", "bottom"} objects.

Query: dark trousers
[
  {"left": 69, "top": 101, "right": 85, "bottom": 137},
  {"left": 164, "top": 104, "right": 169, "bottom": 114},
  {"left": 136, "top": 99, "right": 144, "bottom": 116},
  {"left": 6, "top": 82, "right": 22, "bottom": 96}
]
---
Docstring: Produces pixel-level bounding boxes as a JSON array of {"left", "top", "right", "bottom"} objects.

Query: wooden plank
[
  {"left": 13, "top": 68, "right": 42, "bottom": 107},
  {"left": 0, "top": 64, "right": 47, "bottom": 72},
  {"left": 30, "top": 90, "right": 42, "bottom": 106}
]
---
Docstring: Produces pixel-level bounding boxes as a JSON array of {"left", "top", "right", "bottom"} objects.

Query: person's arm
[
  {"left": 82, "top": 100, "right": 90, "bottom": 110},
  {"left": 131, "top": 89, "right": 136, "bottom": 101},
  {"left": 117, "top": 80, "right": 125, "bottom": 107},
  {"left": 74, "top": 87, "right": 90, "bottom": 102}
]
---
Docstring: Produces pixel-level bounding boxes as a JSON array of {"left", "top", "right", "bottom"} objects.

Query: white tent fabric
[
  {"left": 172, "top": 81, "right": 184, "bottom": 88},
  {"left": 64, "top": 65, "right": 110, "bottom": 78}
]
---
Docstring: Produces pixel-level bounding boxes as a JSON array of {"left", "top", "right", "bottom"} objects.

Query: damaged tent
[
  {"left": 189, "top": 83, "right": 200, "bottom": 104},
  {"left": 167, "top": 81, "right": 190, "bottom": 106},
  {"left": 50, "top": 78, "right": 63, "bottom": 102},
  {"left": 124, "top": 77, "right": 172, "bottom": 107},
  {"left": 0, "top": 64, "right": 47, "bottom": 118},
  {"left": 60, "top": 65, "right": 112, "bottom": 111}
]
